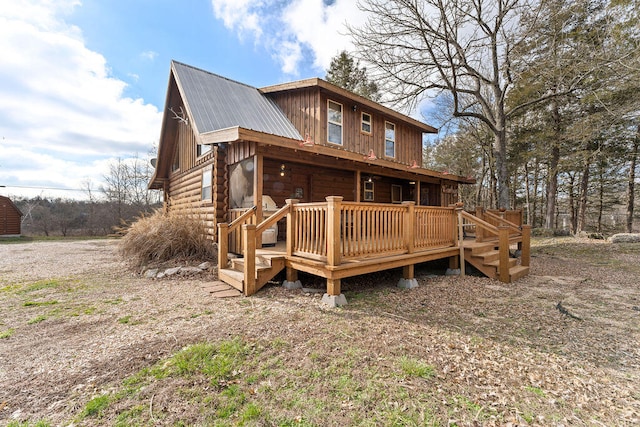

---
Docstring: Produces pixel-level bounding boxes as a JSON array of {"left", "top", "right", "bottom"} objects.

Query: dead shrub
[{"left": 118, "top": 209, "right": 216, "bottom": 268}]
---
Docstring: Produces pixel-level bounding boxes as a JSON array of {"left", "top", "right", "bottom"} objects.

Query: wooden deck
[{"left": 217, "top": 198, "right": 531, "bottom": 301}]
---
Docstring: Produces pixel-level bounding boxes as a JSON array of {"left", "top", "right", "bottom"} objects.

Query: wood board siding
[
  {"left": 268, "top": 89, "right": 423, "bottom": 166},
  {"left": 269, "top": 88, "right": 321, "bottom": 145},
  {"left": 171, "top": 119, "right": 199, "bottom": 173},
  {"left": 0, "top": 196, "right": 22, "bottom": 235},
  {"left": 226, "top": 141, "right": 257, "bottom": 164}
]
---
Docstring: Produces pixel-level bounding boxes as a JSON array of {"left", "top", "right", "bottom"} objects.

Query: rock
[
  {"left": 282, "top": 280, "right": 302, "bottom": 290},
  {"left": 397, "top": 278, "right": 419, "bottom": 289},
  {"left": 144, "top": 268, "right": 159, "bottom": 278},
  {"left": 164, "top": 267, "right": 181, "bottom": 276},
  {"left": 198, "top": 262, "right": 212, "bottom": 270},
  {"left": 608, "top": 233, "right": 640, "bottom": 243},
  {"left": 180, "top": 266, "right": 203, "bottom": 275},
  {"left": 321, "top": 293, "right": 347, "bottom": 308}
]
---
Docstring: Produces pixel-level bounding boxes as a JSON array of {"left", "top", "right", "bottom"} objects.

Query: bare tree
[
  {"left": 101, "top": 155, "right": 161, "bottom": 224},
  {"left": 101, "top": 157, "right": 130, "bottom": 221},
  {"left": 351, "top": 0, "right": 600, "bottom": 209}
]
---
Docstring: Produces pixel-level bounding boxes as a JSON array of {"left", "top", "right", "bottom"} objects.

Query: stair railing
[
  {"left": 237, "top": 203, "right": 293, "bottom": 296},
  {"left": 483, "top": 210, "right": 522, "bottom": 234},
  {"left": 483, "top": 210, "right": 531, "bottom": 269},
  {"left": 217, "top": 206, "right": 257, "bottom": 274},
  {"left": 460, "top": 211, "right": 511, "bottom": 281}
]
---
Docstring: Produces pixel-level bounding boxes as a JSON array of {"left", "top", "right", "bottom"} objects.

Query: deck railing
[
  {"left": 340, "top": 202, "right": 407, "bottom": 258},
  {"left": 415, "top": 206, "right": 457, "bottom": 250},
  {"left": 288, "top": 197, "right": 457, "bottom": 263},
  {"left": 291, "top": 202, "right": 328, "bottom": 260},
  {"left": 218, "top": 197, "right": 532, "bottom": 295}
]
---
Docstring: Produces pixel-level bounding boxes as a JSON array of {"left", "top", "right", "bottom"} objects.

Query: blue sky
[{"left": 0, "top": 0, "right": 427, "bottom": 200}]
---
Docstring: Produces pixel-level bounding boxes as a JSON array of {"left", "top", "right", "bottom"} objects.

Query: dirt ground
[{"left": 0, "top": 238, "right": 639, "bottom": 425}]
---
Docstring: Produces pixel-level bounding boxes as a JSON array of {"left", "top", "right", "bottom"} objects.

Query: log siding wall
[{"left": 166, "top": 118, "right": 223, "bottom": 240}]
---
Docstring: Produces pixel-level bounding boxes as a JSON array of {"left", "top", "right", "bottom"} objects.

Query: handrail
[
  {"left": 460, "top": 211, "right": 500, "bottom": 236},
  {"left": 228, "top": 206, "right": 257, "bottom": 233},
  {"left": 484, "top": 210, "right": 521, "bottom": 233},
  {"left": 256, "top": 204, "right": 290, "bottom": 234}
]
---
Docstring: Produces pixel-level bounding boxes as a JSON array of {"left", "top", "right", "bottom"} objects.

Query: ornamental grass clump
[{"left": 118, "top": 209, "right": 215, "bottom": 268}]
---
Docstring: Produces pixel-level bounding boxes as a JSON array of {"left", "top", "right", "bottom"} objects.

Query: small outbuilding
[{"left": 0, "top": 195, "right": 22, "bottom": 237}]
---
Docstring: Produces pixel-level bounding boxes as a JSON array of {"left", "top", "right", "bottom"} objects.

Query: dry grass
[
  {"left": 1, "top": 237, "right": 639, "bottom": 426},
  {"left": 117, "top": 209, "right": 215, "bottom": 268}
]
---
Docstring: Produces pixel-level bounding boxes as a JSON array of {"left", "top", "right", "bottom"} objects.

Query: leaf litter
[{"left": 0, "top": 237, "right": 638, "bottom": 425}]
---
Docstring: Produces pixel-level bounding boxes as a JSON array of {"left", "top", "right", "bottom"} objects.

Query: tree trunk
[
  {"left": 576, "top": 155, "right": 591, "bottom": 234},
  {"left": 545, "top": 98, "right": 562, "bottom": 229},
  {"left": 524, "top": 162, "right": 531, "bottom": 225},
  {"left": 598, "top": 163, "right": 605, "bottom": 233},
  {"left": 545, "top": 144, "right": 560, "bottom": 229},
  {"left": 532, "top": 159, "right": 540, "bottom": 227},
  {"left": 495, "top": 129, "right": 510, "bottom": 209},
  {"left": 626, "top": 126, "right": 639, "bottom": 233},
  {"left": 476, "top": 154, "right": 488, "bottom": 207},
  {"left": 568, "top": 172, "right": 577, "bottom": 234}
]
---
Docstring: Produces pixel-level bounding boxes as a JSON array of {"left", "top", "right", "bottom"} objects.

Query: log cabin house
[
  {"left": 0, "top": 195, "right": 23, "bottom": 237},
  {"left": 149, "top": 61, "right": 530, "bottom": 305}
]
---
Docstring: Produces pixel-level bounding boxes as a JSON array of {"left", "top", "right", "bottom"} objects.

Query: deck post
[
  {"left": 456, "top": 205, "right": 465, "bottom": 277},
  {"left": 285, "top": 199, "right": 299, "bottom": 257},
  {"left": 323, "top": 196, "right": 346, "bottom": 306},
  {"left": 498, "top": 226, "right": 510, "bottom": 283},
  {"left": 521, "top": 225, "right": 531, "bottom": 267},
  {"left": 218, "top": 223, "right": 229, "bottom": 271},
  {"left": 398, "top": 201, "right": 418, "bottom": 289},
  {"left": 326, "top": 196, "right": 343, "bottom": 267},
  {"left": 475, "top": 206, "right": 484, "bottom": 242},
  {"left": 402, "top": 201, "right": 415, "bottom": 254},
  {"left": 243, "top": 224, "right": 257, "bottom": 296},
  {"left": 282, "top": 199, "right": 302, "bottom": 290}
]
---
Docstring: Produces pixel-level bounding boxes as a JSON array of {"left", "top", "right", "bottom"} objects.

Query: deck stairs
[
  {"left": 218, "top": 250, "right": 286, "bottom": 294},
  {"left": 464, "top": 241, "right": 529, "bottom": 282}
]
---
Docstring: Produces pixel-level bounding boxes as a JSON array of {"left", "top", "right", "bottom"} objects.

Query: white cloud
[
  {"left": 140, "top": 50, "right": 158, "bottom": 61},
  {"left": 210, "top": 0, "right": 366, "bottom": 75},
  {"left": 277, "top": 41, "right": 303, "bottom": 75},
  {"left": 211, "top": 0, "right": 264, "bottom": 41},
  {"left": 0, "top": 0, "right": 162, "bottom": 200},
  {"left": 281, "top": 0, "right": 366, "bottom": 71}
]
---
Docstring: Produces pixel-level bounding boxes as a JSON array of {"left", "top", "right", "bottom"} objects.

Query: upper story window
[
  {"left": 201, "top": 167, "right": 212, "bottom": 201},
  {"left": 385, "top": 122, "right": 396, "bottom": 158},
  {"left": 361, "top": 112, "right": 372, "bottom": 134},
  {"left": 327, "top": 100, "right": 343, "bottom": 145}
]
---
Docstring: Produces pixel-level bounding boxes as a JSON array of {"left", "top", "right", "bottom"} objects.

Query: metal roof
[{"left": 172, "top": 61, "right": 303, "bottom": 140}]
